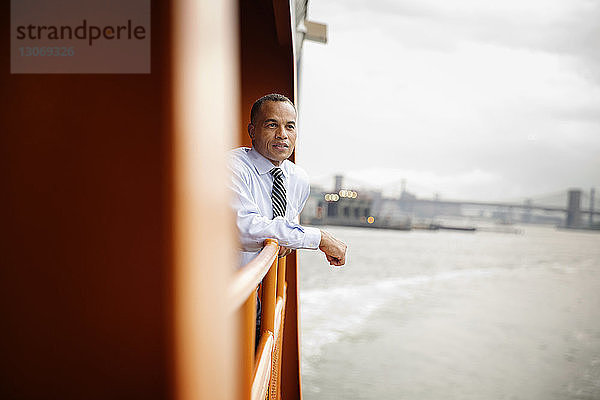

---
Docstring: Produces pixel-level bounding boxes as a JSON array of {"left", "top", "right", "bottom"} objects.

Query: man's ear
[{"left": 247, "top": 123, "right": 255, "bottom": 139}]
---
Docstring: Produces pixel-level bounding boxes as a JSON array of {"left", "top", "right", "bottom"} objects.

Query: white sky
[{"left": 296, "top": 0, "right": 600, "bottom": 201}]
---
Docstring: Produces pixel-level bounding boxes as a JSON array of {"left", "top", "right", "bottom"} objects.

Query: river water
[{"left": 298, "top": 225, "right": 600, "bottom": 400}]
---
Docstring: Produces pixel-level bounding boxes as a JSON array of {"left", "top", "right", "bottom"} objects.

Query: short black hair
[{"left": 250, "top": 93, "right": 296, "bottom": 125}]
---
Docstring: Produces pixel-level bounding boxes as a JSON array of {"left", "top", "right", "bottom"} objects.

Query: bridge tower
[
  {"left": 566, "top": 189, "right": 582, "bottom": 228},
  {"left": 590, "top": 188, "right": 596, "bottom": 226},
  {"left": 522, "top": 199, "right": 532, "bottom": 223}
]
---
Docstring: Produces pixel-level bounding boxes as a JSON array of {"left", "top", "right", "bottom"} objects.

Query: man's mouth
[{"left": 272, "top": 143, "right": 289, "bottom": 150}]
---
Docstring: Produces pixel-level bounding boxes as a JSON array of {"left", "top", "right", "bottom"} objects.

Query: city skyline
[{"left": 308, "top": 173, "right": 599, "bottom": 209}]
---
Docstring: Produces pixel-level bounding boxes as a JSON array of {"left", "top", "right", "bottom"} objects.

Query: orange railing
[{"left": 229, "top": 239, "right": 288, "bottom": 400}]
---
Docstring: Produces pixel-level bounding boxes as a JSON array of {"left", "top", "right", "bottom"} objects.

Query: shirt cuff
[{"left": 302, "top": 227, "right": 321, "bottom": 249}]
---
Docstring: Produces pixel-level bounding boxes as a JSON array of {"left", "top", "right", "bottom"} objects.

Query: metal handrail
[
  {"left": 229, "top": 239, "right": 279, "bottom": 312},
  {"left": 252, "top": 332, "right": 274, "bottom": 400},
  {"left": 234, "top": 238, "right": 289, "bottom": 400}
]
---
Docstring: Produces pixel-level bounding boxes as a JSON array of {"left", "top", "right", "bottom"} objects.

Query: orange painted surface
[
  {"left": 0, "top": 0, "right": 302, "bottom": 399},
  {"left": 0, "top": 1, "right": 173, "bottom": 398}
]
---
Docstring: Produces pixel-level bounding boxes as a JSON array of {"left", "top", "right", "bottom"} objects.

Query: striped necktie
[{"left": 270, "top": 167, "right": 286, "bottom": 218}]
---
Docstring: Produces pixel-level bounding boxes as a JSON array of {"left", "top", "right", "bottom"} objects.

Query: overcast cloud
[{"left": 297, "top": 0, "right": 600, "bottom": 202}]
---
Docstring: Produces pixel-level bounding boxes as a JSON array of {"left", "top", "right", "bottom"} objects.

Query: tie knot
[{"left": 270, "top": 167, "right": 283, "bottom": 179}]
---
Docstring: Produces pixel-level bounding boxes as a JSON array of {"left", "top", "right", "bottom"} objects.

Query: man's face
[{"left": 249, "top": 100, "right": 297, "bottom": 165}]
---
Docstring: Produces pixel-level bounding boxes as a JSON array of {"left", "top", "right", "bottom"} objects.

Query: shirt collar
[{"left": 248, "top": 147, "right": 289, "bottom": 178}]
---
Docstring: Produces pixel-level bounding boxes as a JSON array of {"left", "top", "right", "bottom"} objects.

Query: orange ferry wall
[
  {"left": 0, "top": 1, "right": 173, "bottom": 397},
  {"left": 238, "top": 0, "right": 295, "bottom": 162},
  {"left": 238, "top": 1, "right": 303, "bottom": 399},
  {"left": 0, "top": 1, "right": 239, "bottom": 400},
  {"left": 1, "top": 0, "right": 300, "bottom": 398}
]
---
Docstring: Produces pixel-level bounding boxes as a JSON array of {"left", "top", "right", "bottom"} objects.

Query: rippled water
[{"left": 298, "top": 225, "right": 600, "bottom": 400}]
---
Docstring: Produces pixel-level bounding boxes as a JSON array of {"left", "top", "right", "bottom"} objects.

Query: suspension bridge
[
  {"left": 317, "top": 175, "right": 600, "bottom": 228},
  {"left": 395, "top": 188, "right": 599, "bottom": 228}
]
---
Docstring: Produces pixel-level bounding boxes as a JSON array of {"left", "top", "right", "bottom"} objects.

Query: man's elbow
[{"left": 239, "top": 239, "right": 264, "bottom": 253}]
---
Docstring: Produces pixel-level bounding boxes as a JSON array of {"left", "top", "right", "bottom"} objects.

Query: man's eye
[
  {"left": 287, "top": 125, "right": 295, "bottom": 130},
  {"left": 267, "top": 123, "right": 277, "bottom": 128}
]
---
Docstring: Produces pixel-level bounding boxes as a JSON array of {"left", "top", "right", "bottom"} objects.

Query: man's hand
[
  {"left": 278, "top": 246, "right": 292, "bottom": 258},
  {"left": 318, "top": 230, "right": 347, "bottom": 267}
]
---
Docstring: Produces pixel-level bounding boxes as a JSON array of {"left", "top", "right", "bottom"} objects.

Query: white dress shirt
[{"left": 229, "top": 147, "right": 322, "bottom": 266}]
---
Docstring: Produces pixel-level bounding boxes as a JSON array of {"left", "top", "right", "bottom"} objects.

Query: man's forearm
[{"left": 236, "top": 212, "right": 321, "bottom": 251}]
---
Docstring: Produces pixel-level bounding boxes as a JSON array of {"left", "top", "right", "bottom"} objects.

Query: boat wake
[{"left": 300, "top": 267, "right": 498, "bottom": 376}]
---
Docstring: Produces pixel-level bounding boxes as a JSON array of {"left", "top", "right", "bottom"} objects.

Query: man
[{"left": 229, "top": 93, "right": 347, "bottom": 267}]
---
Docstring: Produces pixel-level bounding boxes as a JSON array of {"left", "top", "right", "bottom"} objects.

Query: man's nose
[{"left": 275, "top": 125, "right": 288, "bottom": 139}]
